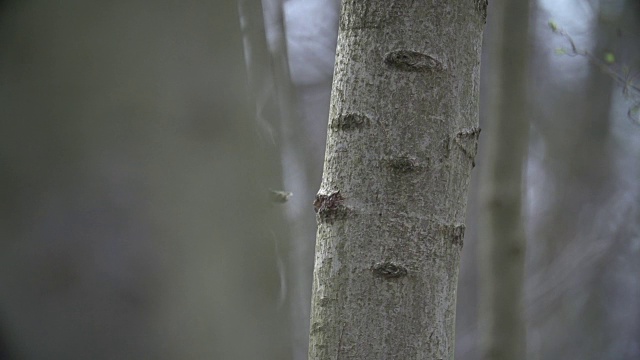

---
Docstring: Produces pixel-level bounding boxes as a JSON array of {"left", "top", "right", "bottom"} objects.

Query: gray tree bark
[
  {"left": 308, "top": 1, "right": 486, "bottom": 359},
  {"left": 477, "top": 0, "right": 530, "bottom": 359}
]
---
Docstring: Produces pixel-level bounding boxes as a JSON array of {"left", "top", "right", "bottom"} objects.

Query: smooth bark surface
[
  {"left": 308, "top": 1, "right": 486, "bottom": 359},
  {"left": 477, "top": 0, "right": 530, "bottom": 359}
]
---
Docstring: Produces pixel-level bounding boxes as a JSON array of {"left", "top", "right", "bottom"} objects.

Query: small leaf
[
  {"left": 604, "top": 52, "right": 615, "bottom": 64},
  {"left": 555, "top": 48, "right": 567, "bottom": 56},
  {"left": 548, "top": 19, "right": 559, "bottom": 32},
  {"left": 269, "top": 190, "right": 293, "bottom": 203}
]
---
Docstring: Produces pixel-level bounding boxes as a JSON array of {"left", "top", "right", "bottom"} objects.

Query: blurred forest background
[{"left": 1, "top": 0, "right": 639, "bottom": 359}]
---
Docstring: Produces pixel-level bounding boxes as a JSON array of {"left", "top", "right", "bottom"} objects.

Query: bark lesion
[
  {"left": 314, "top": 191, "right": 349, "bottom": 223},
  {"left": 435, "top": 223, "right": 466, "bottom": 248},
  {"left": 386, "top": 155, "right": 419, "bottom": 173},
  {"left": 475, "top": 0, "right": 489, "bottom": 23},
  {"left": 331, "top": 113, "right": 371, "bottom": 131},
  {"left": 372, "top": 261, "right": 408, "bottom": 278},
  {"left": 454, "top": 127, "right": 481, "bottom": 167},
  {"left": 384, "top": 50, "right": 445, "bottom": 72}
]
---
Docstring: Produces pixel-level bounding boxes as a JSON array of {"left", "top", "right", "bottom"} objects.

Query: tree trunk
[
  {"left": 281, "top": 1, "right": 342, "bottom": 358},
  {"left": 477, "top": 1, "right": 530, "bottom": 359},
  {"left": 308, "top": 1, "right": 486, "bottom": 359}
]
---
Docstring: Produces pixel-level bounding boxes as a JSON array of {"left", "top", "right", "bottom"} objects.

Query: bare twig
[{"left": 549, "top": 20, "right": 640, "bottom": 124}]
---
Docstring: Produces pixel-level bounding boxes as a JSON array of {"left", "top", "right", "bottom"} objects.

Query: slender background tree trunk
[
  {"left": 308, "top": 1, "right": 486, "bottom": 359},
  {"left": 526, "top": 1, "right": 639, "bottom": 358},
  {"left": 477, "top": 0, "right": 530, "bottom": 359},
  {"left": 280, "top": 1, "right": 342, "bottom": 358}
]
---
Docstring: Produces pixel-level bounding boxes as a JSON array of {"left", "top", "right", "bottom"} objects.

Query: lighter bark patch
[
  {"left": 454, "top": 127, "right": 481, "bottom": 167},
  {"left": 372, "top": 261, "right": 408, "bottom": 278},
  {"left": 384, "top": 50, "right": 444, "bottom": 72},
  {"left": 310, "top": 321, "right": 325, "bottom": 336},
  {"left": 331, "top": 113, "right": 371, "bottom": 131},
  {"left": 314, "top": 191, "right": 348, "bottom": 223}
]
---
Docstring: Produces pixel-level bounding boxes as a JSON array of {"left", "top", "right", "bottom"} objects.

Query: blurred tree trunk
[
  {"left": 240, "top": 0, "right": 315, "bottom": 358},
  {"left": 308, "top": 1, "right": 486, "bottom": 359},
  {"left": 280, "top": 1, "right": 342, "bottom": 358},
  {"left": 0, "top": 1, "right": 289, "bottom": 359},
  {"left": 477, "top": 0, "right": 530, "bottom": 359},
  {"left": 526, "top": 0, "right": 631, "bottom": 359}
]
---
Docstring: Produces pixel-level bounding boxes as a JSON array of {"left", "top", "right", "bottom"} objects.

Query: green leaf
[
  {"left": 548, "top": 19, "right": 559, "bottom": 32},
  {"left": 604, "top": 52, "right": 615, "bottom": 64},
  {"left": 555, "top": 48, "right": 567, "bottom": 56}
]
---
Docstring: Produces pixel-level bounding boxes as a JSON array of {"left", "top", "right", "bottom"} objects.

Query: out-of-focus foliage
[{"left": 457, "top": 0, "right": 640, "bottom": 359}]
